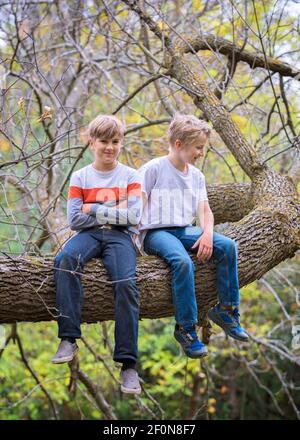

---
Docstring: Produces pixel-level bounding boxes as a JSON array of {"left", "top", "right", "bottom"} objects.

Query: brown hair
[
  {"left": 168, "top": 113, "right": 211, "bottom": 147},
  {"left": 86, "top": 114, "right": 125, "bottom": 143}
]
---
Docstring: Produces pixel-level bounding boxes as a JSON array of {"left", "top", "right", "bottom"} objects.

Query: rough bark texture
[{"left": 207, "top": 183, "right": 254, "bottom": 223}]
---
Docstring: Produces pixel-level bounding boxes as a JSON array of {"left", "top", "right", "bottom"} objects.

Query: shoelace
[
  {"left": 230, "top": 308, "right": 241, "bottom": 326},
  {"left": 180, "top": 327, "right": 198, "bottom": 342}
]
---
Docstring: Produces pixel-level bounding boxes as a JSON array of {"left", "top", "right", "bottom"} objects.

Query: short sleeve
[
  {"left": 197, "top": 172, "right": 208, "bottom": 202},
  {"left": 138, "top": 161, "right": 159, "bottom": 197}
]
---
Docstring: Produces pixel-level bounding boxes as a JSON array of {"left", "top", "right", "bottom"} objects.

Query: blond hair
[
  {"left": 86, "top": 114, "right": 125, "bottom": 143},
  {"left": 168, "top": 113, "right": 211, "bottom": 147}
]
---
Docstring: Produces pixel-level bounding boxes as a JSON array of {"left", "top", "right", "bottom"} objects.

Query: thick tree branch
[
  {"left": 177, "top": 34, "right": 300, "bottom": 81},
  {"left": 0, "top": 190, "right": 298, "bottom": 326}
]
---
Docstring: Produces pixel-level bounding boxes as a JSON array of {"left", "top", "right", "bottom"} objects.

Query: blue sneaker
[
  {"left": 174, "top": 324, "right": 208, "bottom": 358},
  {"left": 208, "top": 304, "right": 249, "bottom": 342}
]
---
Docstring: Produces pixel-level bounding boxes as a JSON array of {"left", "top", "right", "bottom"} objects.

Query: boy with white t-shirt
[{"left": 139, "top": 114, "right": 248, "bottom": 358}]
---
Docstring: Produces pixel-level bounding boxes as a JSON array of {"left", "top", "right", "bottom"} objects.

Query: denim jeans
[
  {"left": 144, "top": 226, "right": 240, "bottom": 327},
  {"left": 53, "top": 227, "right": 139, "bottom": 363}
]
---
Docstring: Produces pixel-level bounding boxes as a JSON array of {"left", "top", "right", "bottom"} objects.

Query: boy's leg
[
  {"left": 144, "top": 228, "right": 197, "bottom": 327},
  {"left": 101, "top": 230, "right": 139, "bottom": 366},
  {"left": 144, "top": 228, "right": 208, "bottom": 358},
  {"left": 53, "top": 230, "right": 102, "bottom": 339},
  {"left": 178, "top": 226, "right": 248, "bottom": 341},
  {"left": 178, "top": 226, "right": 240, "bottom": 307},
  {"left": 205, "top": 230, "right": 248, "bottom": 340}
]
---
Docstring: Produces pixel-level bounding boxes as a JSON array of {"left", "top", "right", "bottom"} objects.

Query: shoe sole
[
  {"left": 121, "top": 385, "right": 142, "bottom": 395},
  {"left": 174, "top": 334, "right": 208, "bottom": 358},
  {"left": 186, "top": 350, "right": 208, "bottom": 359},
  {"left": 208, "top": 311, "right": 249, "bottom": 342},
  {"left": 51, "top": 347, "right": 79, "bottom": 364}
]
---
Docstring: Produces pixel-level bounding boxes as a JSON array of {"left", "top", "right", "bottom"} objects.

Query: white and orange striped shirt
[{"left": 67, "top": 162, "right": 142, "bottom": 234}]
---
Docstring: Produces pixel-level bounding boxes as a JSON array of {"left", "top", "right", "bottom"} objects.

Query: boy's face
[
  {"left": 90, "top": 136, "right": 122, "bottom": 165},
  {"left": 174, "top": 133, "right": 208, "bottom": 166}
]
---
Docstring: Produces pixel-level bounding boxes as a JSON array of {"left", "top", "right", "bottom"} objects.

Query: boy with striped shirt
[{"left": 52, "top": 115, "right": 142, "bottom": 394}]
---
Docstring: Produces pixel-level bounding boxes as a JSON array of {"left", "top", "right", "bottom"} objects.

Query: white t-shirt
[{"left": 139, "top": 156, "right": 208, "bottom": 231}]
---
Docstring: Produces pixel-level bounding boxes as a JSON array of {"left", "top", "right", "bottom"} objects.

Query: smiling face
[
  {"left": 89, "top": 136, "right": 122, "bottom": 167},
  {"left": 174, "top": 132, "right": 208, "bottom": 166}
]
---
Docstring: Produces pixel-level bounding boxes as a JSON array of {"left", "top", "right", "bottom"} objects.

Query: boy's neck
[
  {"left": 167, "top": 152, "right": 188, "bottom": 173},
  {"left": 92, "top": 160, "right": 118, "bottom": 172}
]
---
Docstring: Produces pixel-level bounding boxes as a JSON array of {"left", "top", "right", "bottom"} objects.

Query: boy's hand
[
  {"left": 191, "top": 232, "right": 213, "bottom": 263},
  {"left": 81, "top": 203, "right": 92, "bottom": 214}
]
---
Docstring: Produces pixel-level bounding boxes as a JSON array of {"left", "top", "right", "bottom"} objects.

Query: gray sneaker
[
  {"left": 120, "top": 368, "right": 141, "bottom": 395},
  {"left": 51, "top": 340, "right": 79, "bottom": 364}
]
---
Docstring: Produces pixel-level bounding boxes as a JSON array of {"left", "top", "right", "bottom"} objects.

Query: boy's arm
[
  {"left": 88, "top": 171, "right": 142, "bottom": 226},
  {"left": 67, "top": 173, "right": 100, "bottom": 231},
  {"left": 191, "top": 175, "right": 214, "bottom": 262},
  {"left": 192, "top": 201, "right": 214, "bottom": 263},
  {"left": 198, "top": 200, "right": 214, "bottom": 235},
  {"left": 68, "top": 198, "right": 102, "bottom": 231}
]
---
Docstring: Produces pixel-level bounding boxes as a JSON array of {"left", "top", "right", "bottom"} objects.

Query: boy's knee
[
  {"left": 115, "top": 279, "right": 138, "bottom": 297},
  {"left": 172, "top": 255, "right": 194, "bottom": 272},
  {"left": 54, "top": 252, "right": 82, "bottom": 270},
  {"left": 54, "top": 253, "right": 63, "bottom": 268},
  {"left": 223, "top": 238, "right": 237, "bottom": 254}
]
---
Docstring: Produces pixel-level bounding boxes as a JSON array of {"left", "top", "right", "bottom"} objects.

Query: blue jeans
[
  {"left": 53, "top": 227, "right": 139, "bottom": 363},
  {"left": 144, "top": 226, "right": 240, "bottom": 327}
]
